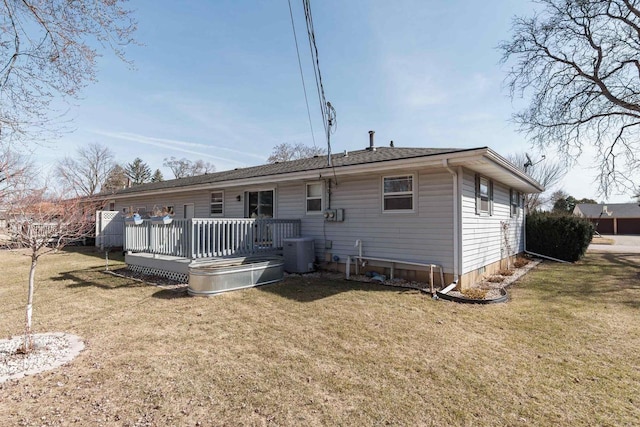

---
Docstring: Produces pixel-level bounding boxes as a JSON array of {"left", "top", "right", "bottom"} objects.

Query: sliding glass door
[{"left": 245, "top": 190, "right": 274, "bottom": 218}]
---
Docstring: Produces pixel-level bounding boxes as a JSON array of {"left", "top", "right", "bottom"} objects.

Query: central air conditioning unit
[{"left": 283, "top": 237, "right": 315, "bottom": 273}]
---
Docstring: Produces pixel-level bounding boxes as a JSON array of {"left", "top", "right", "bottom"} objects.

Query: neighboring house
[
  {"left": 103, "top": 142, "right": 543, "bottom": 289},
  {"left": 574, "top": 203, "right": 640, "bottom": 235}
]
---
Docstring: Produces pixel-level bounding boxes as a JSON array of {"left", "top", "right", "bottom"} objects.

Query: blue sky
[{"left": 34, "top": 0, "right": 636, "bottom": 203}]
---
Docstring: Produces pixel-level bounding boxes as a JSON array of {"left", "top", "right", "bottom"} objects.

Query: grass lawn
[{"left": 1, "top": 248, "right": 639, "bottom": 426}]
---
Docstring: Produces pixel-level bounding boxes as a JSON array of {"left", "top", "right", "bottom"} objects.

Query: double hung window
[
  {"left": 210, "top": 191, "right": 224, "bottom": 216},
  {"left": 383, "top": 175, "right": 414, "bottom": 212},
  {"left": 306, "top": 182, "right": 323, "bottom": 214}
]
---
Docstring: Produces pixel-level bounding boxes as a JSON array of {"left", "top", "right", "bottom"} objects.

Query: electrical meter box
[{"left": 283, "top": 237, "right": 315, "bottom": 273}]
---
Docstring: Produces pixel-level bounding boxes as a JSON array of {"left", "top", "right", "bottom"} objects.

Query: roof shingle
[
  {"left": 575, "top": 203, "right": 640, "bottom": 218},
  {"left": 106, "top": 146, "right": 467, "bottom": 195}
]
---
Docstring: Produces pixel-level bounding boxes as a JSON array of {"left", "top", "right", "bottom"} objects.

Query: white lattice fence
[{"left": 96, "top": 211, "right": 124, "bottom": 248}]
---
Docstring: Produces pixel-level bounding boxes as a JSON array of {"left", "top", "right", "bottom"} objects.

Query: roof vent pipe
[{"left": 368, "top": 130, "right": 375, "bottom": 151}]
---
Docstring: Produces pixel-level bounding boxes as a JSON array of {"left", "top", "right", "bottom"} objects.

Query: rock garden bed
[{"left": 438, "top": 256, "right": 541, "bottom": 303}]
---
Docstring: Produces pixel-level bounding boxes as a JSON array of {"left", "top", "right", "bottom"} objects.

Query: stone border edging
[{"left": 0, "top": 332, "right": 85, "bottom": 384}]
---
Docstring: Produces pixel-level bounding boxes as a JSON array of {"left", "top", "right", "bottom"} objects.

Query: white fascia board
[
  {"left": 482, "top": 149, "right": 545, "bottom": 193},
  {"left": 108, "top": 148, "right": 495, "bottom": 200}
]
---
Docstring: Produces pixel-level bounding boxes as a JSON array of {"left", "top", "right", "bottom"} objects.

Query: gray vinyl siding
[
  {"left": 460, "top": 168, "right": 525, "bottom": 274},
  {"left": 111, "top": 168, "right": 456, "bottom": 272},
  {"left": 282, "top": 169, "right": 455, "bottom": 272}
]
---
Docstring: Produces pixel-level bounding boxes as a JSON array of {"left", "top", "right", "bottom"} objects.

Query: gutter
[{"left": 483, "top": 149, "right": 545, "bottom": 193}]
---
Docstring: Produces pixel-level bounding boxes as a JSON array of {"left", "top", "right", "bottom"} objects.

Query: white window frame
[
  {"left": 210, "top": 191, "right": 224, "bottom": 217},
  {"left": 108, "top": 200, "right": 116, "bottom": 211},
  {"left": 510, "top": 189, "right": 520, "bottom": 217},
  {"left": 475, "top": 174, "right": 493, "bottom": 215},
  {"left": 305, "top": 182, "right": 324, "bottom": 214},
  {"left": 382, "top": 174, "right": 415, "bottom": 213},
  {"left": 245, "top": 188, "right": 276, "bottom": 218}
]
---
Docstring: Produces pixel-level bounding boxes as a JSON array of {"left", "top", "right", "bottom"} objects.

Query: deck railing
[{"left": 124, "top": 218, "right": 301, "bottom": 259}]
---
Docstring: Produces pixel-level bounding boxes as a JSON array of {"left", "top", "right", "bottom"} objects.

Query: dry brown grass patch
[
  {"left": 1, "top": 248, "right": 639, "bottom": 426},
  {"left": 498, "top": 268, "right": 515, "bottom": 276},
  {"left": 460, "top": 288, "right": 488, "bottom": 299},
  {"left": 513, "top": 257, "right": 530, "bottom": 268}
]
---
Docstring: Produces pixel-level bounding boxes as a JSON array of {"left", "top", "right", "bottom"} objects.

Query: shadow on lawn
[
  {"left": 59, "top": 246, "right": 125, "bottom": 264},
  {"left": 54, "top": 267, "right": 149, "bottom": 291},
  {"left": 259, "top": 276, "right": 417, "bottom": 303},
  {"left": 540, "top": 253, "right": 640, "bottom": 309},
  {"left": 151, "top": 287, "right": 188, "bottom": 299}
]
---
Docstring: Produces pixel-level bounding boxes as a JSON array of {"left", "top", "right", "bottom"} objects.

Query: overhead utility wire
[
  {"left": 303, "top": 0, "right": 328, "bottom": 134},
  {"left": 302, "top": 0, "right": 337, "bottom": 168},
  {"left": 287, "top": 0, "right": 318, "bottom": 149}
]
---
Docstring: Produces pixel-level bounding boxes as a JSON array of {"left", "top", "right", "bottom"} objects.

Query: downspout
[{"left": 442, "top": 159, "right": 460, "bottom": 292}]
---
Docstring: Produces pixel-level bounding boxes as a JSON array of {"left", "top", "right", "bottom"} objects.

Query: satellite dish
[{"left": 524, "top": 153, "right": 533, "bottom": 170}]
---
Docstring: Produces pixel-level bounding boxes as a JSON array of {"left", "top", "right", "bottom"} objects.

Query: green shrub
[{"left": 526, "top": 211, "right": 594, "bottom": 262}]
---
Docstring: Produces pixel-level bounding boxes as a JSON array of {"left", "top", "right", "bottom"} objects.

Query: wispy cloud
[{"left": 93, "top": 130, "right": 263, "bottom": 166}]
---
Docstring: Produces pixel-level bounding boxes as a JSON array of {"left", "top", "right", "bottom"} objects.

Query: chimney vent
[{"left": 368, "top": 130, "right": 375, "bottom": 150}]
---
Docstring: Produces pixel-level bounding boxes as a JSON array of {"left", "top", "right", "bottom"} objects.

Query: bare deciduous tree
[
  {"left": 0, "top": 146, "right": 32, "bottom": 201},
  {"left": 0, "top": 0, "right": 137, "bottom": 145},
  {"left": 6, "top": 185, "right": 101, "bottom": 352},
  {"left": 163, "top": 157, "right": 216, "bottom": 179},
  {"left": 267, "top": 143, "right": 326, "bottom": 163},
  {"left": 500, "top": 0, "right": 640, "bottom": 196},
  {"left": 55, "top": 143, "right": 115, "bottom": 196},
  {"left": 507, "top": 152, "right": 567, "bottom": 210}
]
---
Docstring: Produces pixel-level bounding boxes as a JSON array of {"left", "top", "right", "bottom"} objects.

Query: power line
[
  {"left": 303, "top": 0, "right": 328, "bottom": 133},
  {"left": 287, "top": 0, "right": 317, "bottom": 149},
  {"left": 302, "top": 0, "right": 336, "bottom": 167}
]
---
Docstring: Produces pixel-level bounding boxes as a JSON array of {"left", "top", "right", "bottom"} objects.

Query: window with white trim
[
  {"left": 306, "top": 182, "right": 323, "bottom": 214},
  {"left": 510, "top": 189, "right": 520, "bottom": 217},
  {"left": 245, "top": 190, "right": 274, "bottom": 218},
  {"left": 210, "top": 191, "right": 224, "bottom": 216},
  {"left": 475, "top": 175, "right": 493, "bottom": 215},
  {"left": 383, "top": 175, "right": 414, "bottom": 211}
]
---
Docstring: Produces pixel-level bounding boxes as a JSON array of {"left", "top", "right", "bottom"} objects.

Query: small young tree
[{"left": 7, "top": 186, "right": 101, "bottom": 352}]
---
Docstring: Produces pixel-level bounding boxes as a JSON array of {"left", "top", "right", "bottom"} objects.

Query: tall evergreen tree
[
  {"left": 151, "top": 169, "right": 164, "bottom": 183},
  {"left": 124, "top": 158, "right": 152, "bottom": 185}
]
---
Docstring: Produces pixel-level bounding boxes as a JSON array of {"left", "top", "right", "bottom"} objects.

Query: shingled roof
[
  {"left": 574, "top": 203, "right": 640, "bottom": 218},
  {"left": 107, "top": 146, "right": 467, "bottom": 196}
]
